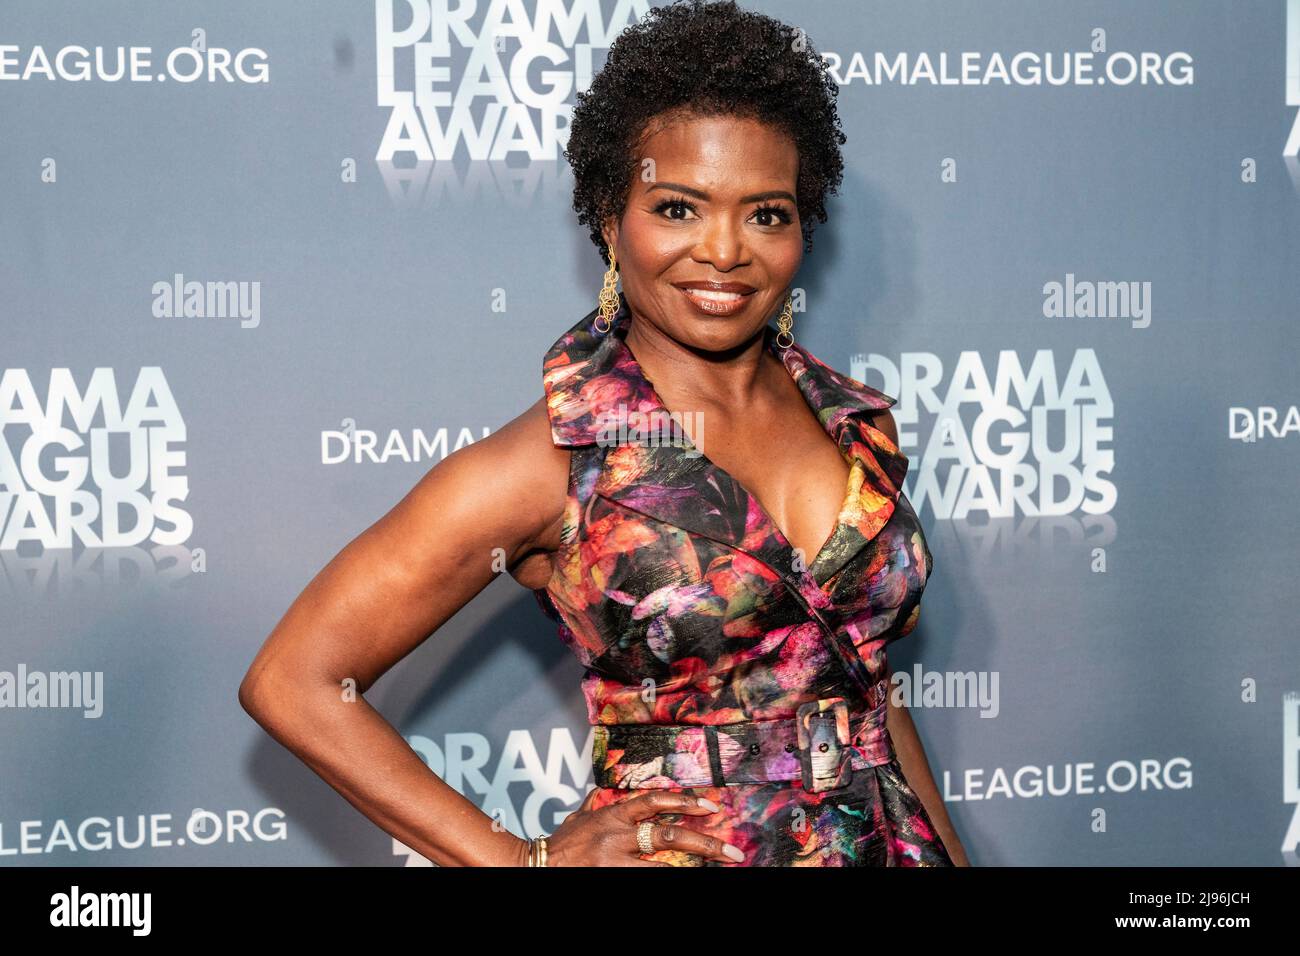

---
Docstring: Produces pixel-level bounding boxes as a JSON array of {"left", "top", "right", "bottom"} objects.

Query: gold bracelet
[{"left": 526, "top": 835, "right": 549, "bottom": 867}]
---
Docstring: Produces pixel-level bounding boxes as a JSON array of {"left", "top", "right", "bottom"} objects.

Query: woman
[{"left": 239, "top": 0, "right": 968, "bottom": 867}]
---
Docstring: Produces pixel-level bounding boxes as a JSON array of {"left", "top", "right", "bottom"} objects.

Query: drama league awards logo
[
  {"left": 374, "top": 0, "right": 649, "bottom": 162},
  {"left": 0, "top": 368, "right": 191, "bottom": 550},
  {"left": 852, "top": 349, "right": 1115, "bottom": 521}
]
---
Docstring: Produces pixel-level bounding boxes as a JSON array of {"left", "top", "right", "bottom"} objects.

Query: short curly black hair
[{"left": 565, "top": 0, "right": 846, "bottom": 267}]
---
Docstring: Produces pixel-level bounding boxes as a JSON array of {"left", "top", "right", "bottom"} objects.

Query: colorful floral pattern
[{"left": 533, "top": 294, "right": 952, "bottom": 866}]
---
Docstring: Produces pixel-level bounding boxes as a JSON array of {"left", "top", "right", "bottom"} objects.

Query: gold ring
[{"left": 636, "top": 819, "right": 655, "bottom": 856}]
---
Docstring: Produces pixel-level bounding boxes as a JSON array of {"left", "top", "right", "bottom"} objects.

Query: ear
[{"left": 599, "top": 217, "right": 619, "bottom": 259}]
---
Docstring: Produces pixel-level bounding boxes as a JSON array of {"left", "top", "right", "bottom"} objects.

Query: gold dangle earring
[
  {"left": 594, "top": 245, "right": 619, "bottom": 334},
  {"left": 775, "top": 293, "right": 795, "bottom": 348}
]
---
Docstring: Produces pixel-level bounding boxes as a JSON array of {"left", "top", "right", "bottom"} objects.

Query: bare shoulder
[
  {"left": 865, "top": 407, "right": 899, "bottom": 446},
  {"left": 437, "top": 395, "right": 570, "bottom": 585}
]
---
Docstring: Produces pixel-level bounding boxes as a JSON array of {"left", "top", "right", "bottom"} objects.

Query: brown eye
[
  {"left": 653, "top": 197, "right": 698, "bottom": 221},
  {"left": 751, "top": 204, "right": 793, "bottom": 227}
]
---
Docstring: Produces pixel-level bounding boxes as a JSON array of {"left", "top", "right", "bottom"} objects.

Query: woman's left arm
[
  {"left": 869, "top": 406, "right": 970, "bottom": 866},
  {"left": 885, "top": 674, "right": 971, "bottom": 866}
]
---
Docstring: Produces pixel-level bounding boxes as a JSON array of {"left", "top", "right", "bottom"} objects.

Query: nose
[{"left": 690, "top": 213, "right": 748, "bottom": 272}]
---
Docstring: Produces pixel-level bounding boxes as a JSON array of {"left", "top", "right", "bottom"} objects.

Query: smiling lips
[{"left": 673, "top": 280, "right": 757, "bottom": 316}]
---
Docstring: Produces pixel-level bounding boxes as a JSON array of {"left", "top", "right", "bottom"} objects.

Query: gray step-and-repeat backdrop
[{"left": 2, "top": 1, "right": 1298, "bottom": 867}]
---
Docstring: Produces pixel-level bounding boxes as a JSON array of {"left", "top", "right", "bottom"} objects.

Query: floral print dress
[{"left": 533, "top": 294, "right": 953, "bottom": 867}]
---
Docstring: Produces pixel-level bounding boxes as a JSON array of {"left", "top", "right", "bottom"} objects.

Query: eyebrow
[{"left": 646, "top": 181, "right": 796, "bottom": 205}]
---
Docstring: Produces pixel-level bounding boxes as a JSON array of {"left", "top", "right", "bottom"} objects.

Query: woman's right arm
[
  {"left": 238, "top": 396, "right": 737, "bottom": 866},
  {"left": 237, "top": 397, "right": 569, "bottom": 866}
]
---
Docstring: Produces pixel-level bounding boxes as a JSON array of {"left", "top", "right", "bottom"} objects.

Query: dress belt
[{"left": 591, "top": 693, "right": 894, "bottom": 794}]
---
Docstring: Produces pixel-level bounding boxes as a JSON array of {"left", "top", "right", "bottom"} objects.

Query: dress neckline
[{"left": 609, "top": 317, "right": 861, "bottom": 579}]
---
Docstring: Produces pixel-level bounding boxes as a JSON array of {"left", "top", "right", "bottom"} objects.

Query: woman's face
[{"left": 602, "top": 111, "right": 803, "bottom": 355}]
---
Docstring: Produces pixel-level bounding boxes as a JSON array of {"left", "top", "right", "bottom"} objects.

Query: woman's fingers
[
  {"left": 586, "top": 790, "right": 744, "bottom": 864},
  {"left": 615, "top": 794, "right": 742, "bottom": 864},
  {"left": 635, "top": 820, "right": 746, "bottom": 864},
  {"left": 615, "top": 790, "right": 721, "bottom": 821}
]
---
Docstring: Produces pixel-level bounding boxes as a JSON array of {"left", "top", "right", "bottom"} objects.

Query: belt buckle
[{"left": 795, "top": 696, "right": 854, "bottom": 793}]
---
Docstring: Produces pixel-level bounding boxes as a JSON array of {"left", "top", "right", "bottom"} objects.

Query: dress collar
[{"left": 543, "top": 291, "right": 900, "bottom": 457}]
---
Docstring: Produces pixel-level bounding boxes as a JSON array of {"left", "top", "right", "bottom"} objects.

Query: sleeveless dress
[{"left": 533, "top": 294, "right": 953, "bottom": 867}]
